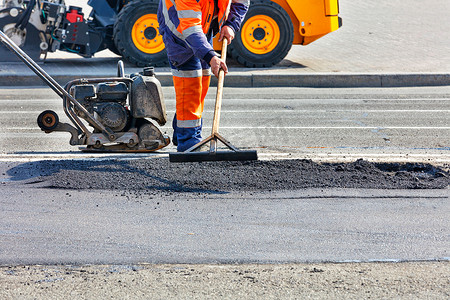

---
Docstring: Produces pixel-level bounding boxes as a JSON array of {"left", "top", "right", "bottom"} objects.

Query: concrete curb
[
  {"left": 0, "top": 72, "right": 449, "bottom": 88},
  {"left": 247, "top": 73, "right": 450, "bottom": 88}
]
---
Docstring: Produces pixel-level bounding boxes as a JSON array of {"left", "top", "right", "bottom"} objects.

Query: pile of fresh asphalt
[{"left": 7, "top": 158, "right": 449, "bottom": 192}]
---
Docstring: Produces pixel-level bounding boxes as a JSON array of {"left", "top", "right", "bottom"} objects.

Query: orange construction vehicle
[
  {"left": 224, "top": 0, "right": 342, "bottom": 67},
  {"left": 112, "top": 0, "right": 342, "bottom": 67},
  {"left": 0, "top": 0, "right": 341, "bottom": 67}
]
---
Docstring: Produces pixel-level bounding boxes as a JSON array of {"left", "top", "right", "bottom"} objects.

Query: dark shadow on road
[{"left": 6, "top": 159, "right": 227, "bottom": 194}]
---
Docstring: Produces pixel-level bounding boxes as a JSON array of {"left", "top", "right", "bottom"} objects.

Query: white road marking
[
  {"left": 218, "top": 127, "right": 450, "bottom": 129},
  {"left": 2, "top": 110, "right": 450, "bottom": 113},
  {"left": 1, "top": 98, "right": 450, "bottom": 102},
  {"left": 0, "top": 152, "right": 448, "bottom": 163},
  {"left": 2, "top": 127, "right": 450, "bottom": 131}
]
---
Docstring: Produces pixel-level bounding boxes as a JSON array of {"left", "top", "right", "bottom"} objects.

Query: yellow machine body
[
  {"left": 281, "top": 0, "right": 340, "bottom": 45},
  {"left": 214, "top": 0, "right": 341, "bottom": 49}
]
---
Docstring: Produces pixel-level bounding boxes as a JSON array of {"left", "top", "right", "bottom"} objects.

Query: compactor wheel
[
  {"left": 37, "top": 110, "right": 59, "bottom": 131},
  {"left": 229, "top": 0, "right": 294, "bottom": 67},
  {"left": 114, "top": 0, "right": 168, "bottom": 67}
]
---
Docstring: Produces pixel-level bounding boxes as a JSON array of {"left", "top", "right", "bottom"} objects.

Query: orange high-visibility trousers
[{"left": 171, "top": 60, "right": 211, "bottom": 151}]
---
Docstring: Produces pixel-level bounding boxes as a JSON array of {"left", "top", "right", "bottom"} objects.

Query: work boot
[
  {"left": 173, "top": 115, "right": 204, "bottom": 151},
  {"left": 176, "top": 126, "right": 202, "bottom": 152}
]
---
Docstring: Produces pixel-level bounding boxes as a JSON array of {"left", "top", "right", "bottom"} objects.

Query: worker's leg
[
  {"left": 171, "top": 56, "right": 204, "bottom": 152},
  {"left": 173, "top": 65, "right": 210, "bottom": 148}
]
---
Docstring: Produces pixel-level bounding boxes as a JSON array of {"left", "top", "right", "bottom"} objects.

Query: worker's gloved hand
[
  {"left": 210, "top": 56, "right": 228, "bottom": 78},
  {"left": 219, "top": 25, "right": 235, "bottom": 45}
]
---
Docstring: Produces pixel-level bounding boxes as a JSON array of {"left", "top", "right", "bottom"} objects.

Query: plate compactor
[{"left": 0, "top": 29, "right": 170, "bottom": 153}]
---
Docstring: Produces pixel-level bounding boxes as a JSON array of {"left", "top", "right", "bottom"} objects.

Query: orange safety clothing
[{"left": 157, "top": 0, "right": 249, "bottom": 151}]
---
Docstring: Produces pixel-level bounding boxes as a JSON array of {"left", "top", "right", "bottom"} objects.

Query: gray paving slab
[{"left": 0, "top": 0, "right": 449, "bottom": 87}]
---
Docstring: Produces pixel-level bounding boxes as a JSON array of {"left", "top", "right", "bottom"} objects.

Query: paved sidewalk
[{"left": 0, "top": 0, "right": 449, "bottom": 87}]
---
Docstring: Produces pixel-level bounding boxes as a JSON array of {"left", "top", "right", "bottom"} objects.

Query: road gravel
[{"left": 1, "top": 262, "right": 449, "bottom": 299}]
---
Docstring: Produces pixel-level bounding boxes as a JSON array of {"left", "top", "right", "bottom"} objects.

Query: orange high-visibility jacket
[{"left": 157, "top": 0, "right": 249, "bottom": 67}]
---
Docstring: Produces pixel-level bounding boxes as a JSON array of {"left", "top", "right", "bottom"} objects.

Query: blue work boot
[
  {"left": 176, "top": 126, "right": 203, "bottom": 152},
  {"left": 173, "top": 115, "right": 203, "bottom": 152}
]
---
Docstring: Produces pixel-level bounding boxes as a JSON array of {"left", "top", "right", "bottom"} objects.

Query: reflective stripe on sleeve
[
  {"left": 182, "top": 25, "right": 203, "bottom": 37},
  {"left": 177, "top": 10, "right": 202, "bottom": 19},
  {"left": 161, "top": 0, "right": 185, "bottom": 39},
  {"left": 161, "top": 1, "right": 202, "bottom": 41}
]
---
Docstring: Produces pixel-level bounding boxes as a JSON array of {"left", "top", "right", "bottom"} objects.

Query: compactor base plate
[{"left": 80, "top": 143, "right": 169, "bottom": 153}]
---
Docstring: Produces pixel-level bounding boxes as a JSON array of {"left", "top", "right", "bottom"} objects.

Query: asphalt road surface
[
  {"left": 0, "top": 86, "right": 448, "bottom": 265},
  {"left": 0, "top": 183, "right": 448, "bottom": 265},
  {"left": 0, "top": 86, "right": 449, "bottom": 162}
]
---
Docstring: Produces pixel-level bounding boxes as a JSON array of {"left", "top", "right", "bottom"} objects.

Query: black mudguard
[{"left": 0, "top": 14, "right": 42, "bottom": 62}]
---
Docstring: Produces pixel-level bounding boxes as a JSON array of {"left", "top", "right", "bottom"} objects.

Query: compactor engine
[{"left": 35, "top": 64, "right": 170, "bottom": 152}]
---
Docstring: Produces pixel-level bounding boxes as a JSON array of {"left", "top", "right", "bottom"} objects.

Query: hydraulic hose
[{"left": 15, "top": 0, "right": 36, "bottom": 30}]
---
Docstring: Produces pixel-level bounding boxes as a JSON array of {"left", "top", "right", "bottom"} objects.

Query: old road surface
[{"left": 0, "top": 86, "right": 449, "bottom": 265}]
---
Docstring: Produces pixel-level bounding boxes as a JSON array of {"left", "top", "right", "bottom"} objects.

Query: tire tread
[
  {"left": 229, "top": 0, "right": 294, "bottom": 68},
  {"left": 114, "top": 0, "right": 168, "bottom": 67}
]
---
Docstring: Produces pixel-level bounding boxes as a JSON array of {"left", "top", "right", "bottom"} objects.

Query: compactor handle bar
[{"left": 0, "top": 30, "right": 116, "bottom": 140}]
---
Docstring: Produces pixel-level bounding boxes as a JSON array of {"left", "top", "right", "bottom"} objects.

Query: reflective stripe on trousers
[{"left": 171, "top": 58, "right": 211, "bottom": 128}]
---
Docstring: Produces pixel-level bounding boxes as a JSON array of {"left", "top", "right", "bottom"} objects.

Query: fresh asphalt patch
[{"left": 4, "top": 158, "right": 449, "bottom": 192}]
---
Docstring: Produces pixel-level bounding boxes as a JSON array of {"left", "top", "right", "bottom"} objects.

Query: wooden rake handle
[{"left": 211, "top": 38, "right": 228, "bottom": 135}]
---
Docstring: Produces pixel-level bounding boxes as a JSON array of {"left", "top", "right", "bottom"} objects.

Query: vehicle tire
[
  {"left": 114, "top": 0, "right": 168, "bottom": 67},
  {"left": 229, "top": 0, "right": 294, "bottom": 68},
  {"left": 107, "top": 42, "right": 121, "bottom": 56}
]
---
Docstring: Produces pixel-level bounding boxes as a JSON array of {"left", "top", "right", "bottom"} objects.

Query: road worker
[{"left": 157, "top": 0, "right": 250, "bottom": 152}]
